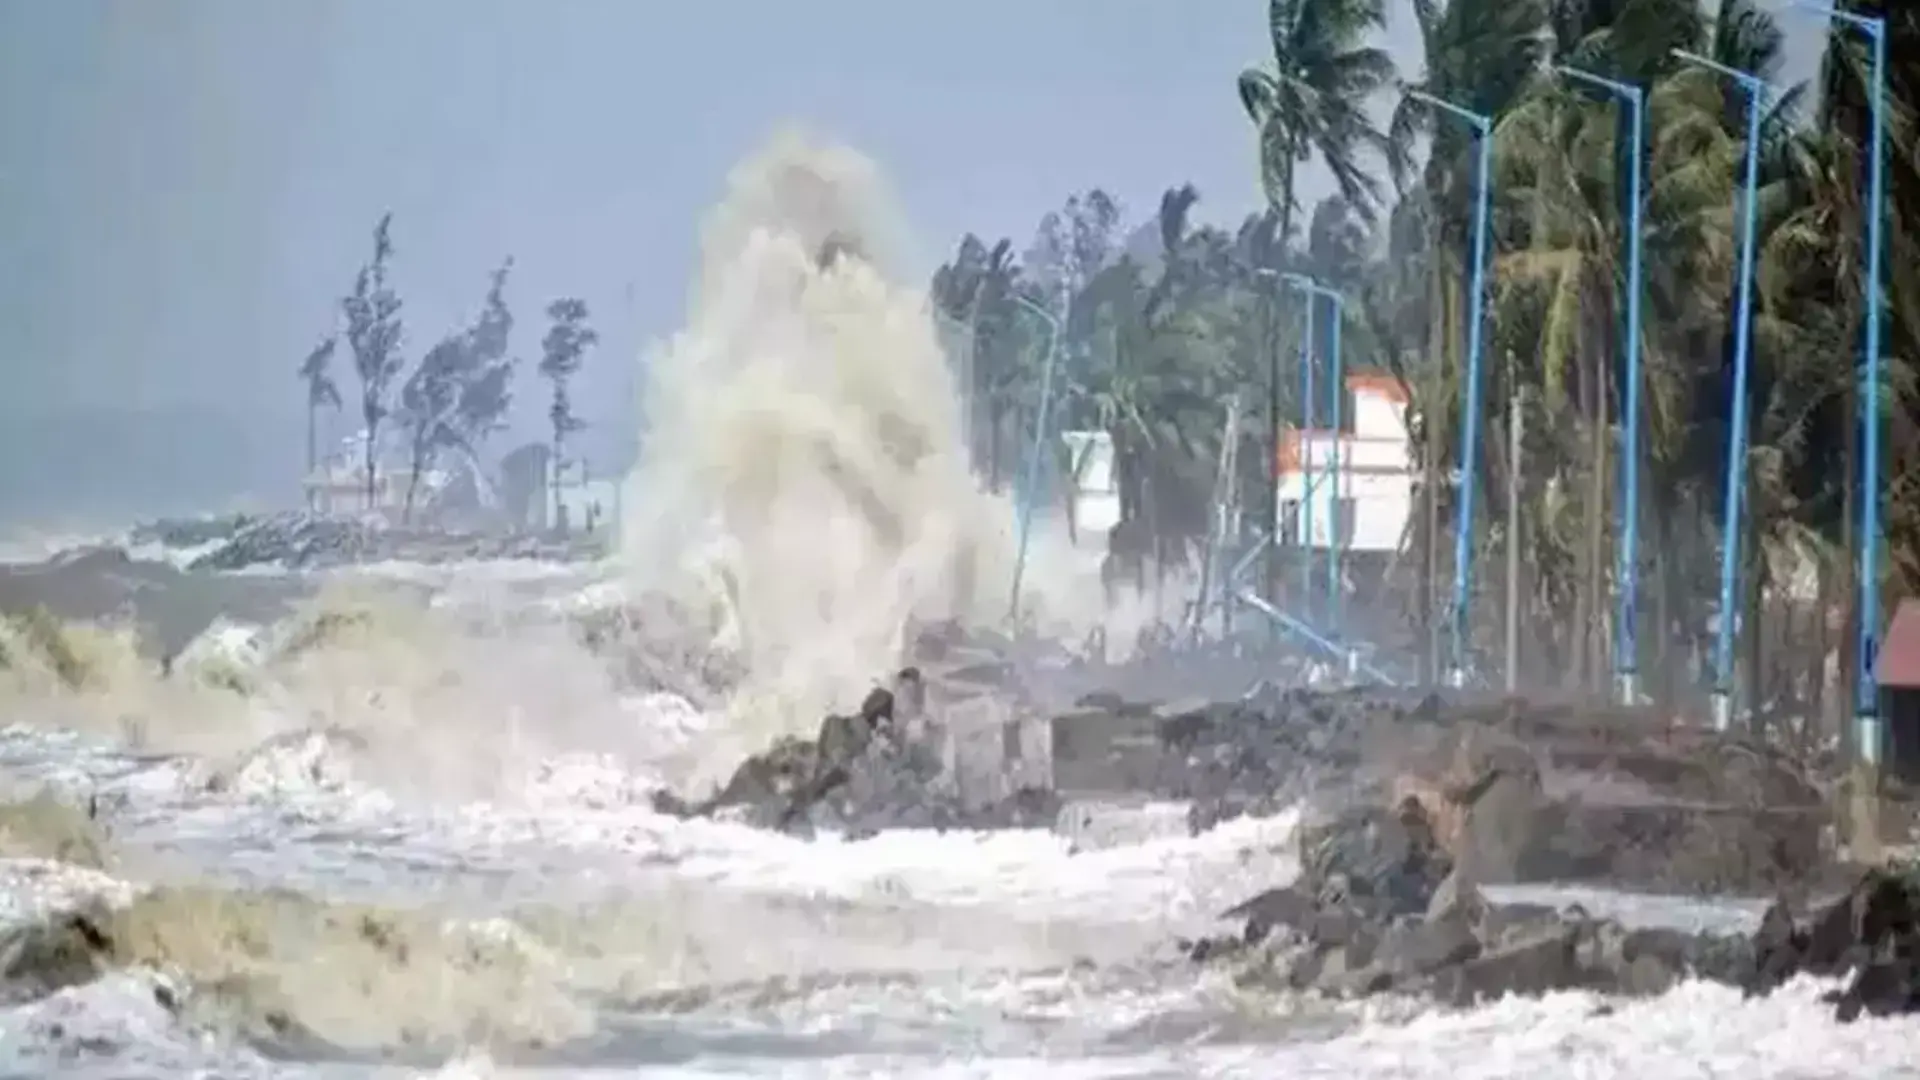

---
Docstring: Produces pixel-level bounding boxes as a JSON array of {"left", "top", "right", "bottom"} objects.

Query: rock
[
  {"left": 1740, "top": 865, "right": 1920, "bottom": 1020},
  {"left": 184, "top": 513, "right": 603, "bottom": 573},
  {"left": 1198, "top": 831, "right": 1920, "bottom": 1022},
  {"left": 0, "top": 793, "right": 111, "bottom": 870},
  {"left": 669, "top": 672, "right": 1060, "bottom": 836}
]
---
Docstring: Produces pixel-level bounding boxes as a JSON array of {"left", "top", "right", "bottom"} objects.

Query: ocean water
[{"left": 3, "top": 130, "right": 1917, "bottom": 1077}]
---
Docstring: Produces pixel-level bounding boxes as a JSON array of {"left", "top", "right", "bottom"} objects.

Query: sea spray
[{"left": 619, "top": 130, "right": 1132, "bottom": 785}]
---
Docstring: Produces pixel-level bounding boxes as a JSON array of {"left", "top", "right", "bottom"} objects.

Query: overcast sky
[{"left": 0, "top": 0, "right": 1824, "bottom": 527}]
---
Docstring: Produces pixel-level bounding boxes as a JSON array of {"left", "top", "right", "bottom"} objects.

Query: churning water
[{"left": 0, "top": 132, "right": 1914, "bottom": 1078}]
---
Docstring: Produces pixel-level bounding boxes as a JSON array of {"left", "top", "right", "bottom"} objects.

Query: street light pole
[
  {"left": 1256, "top": 266, "right": 1282, "bottom": 646},
  {"left": 1674, "top": 49, "right": 1769, "bottom": 733},
  {"left": 1008, "top": 294, "right": 1060, "bottom": 627},
  {"left": 1407, "top": 89, "right": 1494, "bottom": 689},
  {"left": 1282, "top": 274, "right": 1320, "bottom": 623},
  {"left": 1558, "top": 64, "right": 1648, "bottom": 707},
  {"left": 1785, "top": 2, "right": 1888, "bottom": 766},
  {"left": 1285, "top": 273, "right": 1348, "bottom": 644}
]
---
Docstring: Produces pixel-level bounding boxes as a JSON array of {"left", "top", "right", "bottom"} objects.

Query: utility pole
[
  {"left": 1259, "top": 268, "right": 1282, "bottom": 646},
  {"left": 1505, "top": 373, "right": 1523, "bottom": 695}
]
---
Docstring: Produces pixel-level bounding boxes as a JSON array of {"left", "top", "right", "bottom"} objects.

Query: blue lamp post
[
  {"left": 1281, "top": 274, "right": 1320, "bottom": 622},
  {"left": 1558, "top": 64, "right": 1648, "bottom": 706},
  {"left": 1784, "top": 2, "right": 1888, "bottom": 765},
  {"left": 1284, "top": 273, "right": 1349, "bottom": 644},
  {"left": 1008, "top": 294, "right": 1061, "bottom": 626},
  {"left": 1673, "top": 49, "right": 1769, "bottom": 732},
  {"left": 1407, "top": 89, "right": 1494, "bottom": 689}
]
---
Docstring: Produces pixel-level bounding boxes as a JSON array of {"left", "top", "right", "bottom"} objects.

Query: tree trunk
[
  {"left": 1812, "top": 547, "right": 1834, "bottom": 746},
  {"left": 305, "top": 402, "right": 318, "bottom": 513},
  {"left": 363, "top": 415, "right": 380, "bottom": 512},
  {"left": 551, "top": 434, "right": 566, "bottom": 536},
  {"left": 1654, "top": 504, "right": 1675, "bottom": 710},
  {"left": 1838, "top": 370, "right": 1860, "bottom": 758},
  {"left": 1578, "top": 291, "right": 1612, "bottom": 697},
  {"left": 1744, "top": 510, "right": 1766, "bottom": 737},
  {"left": 403, "top": 438, "right": 427, "bottom": 524},
  {"left": 1265, "top": 143, "right": 1299, "bottom": 647},
  {"left": 1417, "top": 262, "right": 1447, "bottom": 684}
]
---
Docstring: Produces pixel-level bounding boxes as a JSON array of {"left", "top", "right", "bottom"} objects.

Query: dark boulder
[
  {"left": 1745, "top": 866, "right": 1920, "bottom": 1021},
  {"left": 659, "top": 672, "right": 1060, "bottom": 836}
]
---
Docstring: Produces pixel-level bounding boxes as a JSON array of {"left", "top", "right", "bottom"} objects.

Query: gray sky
[{"left": 0, "top": 0, "right": 1823, "bottom": 527}]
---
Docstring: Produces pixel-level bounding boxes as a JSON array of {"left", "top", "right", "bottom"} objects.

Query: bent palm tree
[{"left": 1237, "top": 0, "right": 1397, "bottom": 246}]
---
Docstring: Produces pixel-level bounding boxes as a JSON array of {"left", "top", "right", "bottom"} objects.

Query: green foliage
[
  {"left": 932, "top": 0, "right": 1920, "bottom": 698},
  {"left": 539, "top": 297, "right": 598, "bottom": 444}
]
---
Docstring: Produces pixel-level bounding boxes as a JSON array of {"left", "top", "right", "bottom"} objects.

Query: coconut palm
[{"left": 1238, "top": 0, "right": 1397, "bottom": 245}]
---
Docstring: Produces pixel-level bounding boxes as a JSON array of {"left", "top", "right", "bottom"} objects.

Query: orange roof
[
  {"left": 1878, "top": 598, "right": 1920, "bottom": 689},
  {"left": 1347, "top": 373, "right": 1409, "bottom": 402}
]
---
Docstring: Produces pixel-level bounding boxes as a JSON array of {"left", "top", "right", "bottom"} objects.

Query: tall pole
[
  {"left": 1326, "top": 288, "right": 1345, "bottom": 640},
  {"left": 1787, "top": 2, "right": 1889, "bottom": 767},
  {"left": 1506, "top": 377, "right": 1523, "bottom": 695},
  {"left": 1674, "top": 50, "right": 1769, "bottom": 732},
  {"left": 1301, "top": 291, "right": 1317, "bottom": 621},
  {"left": 1559, "top": 65, "right": 1648, "bottom": 706},
  {"left": 1282, "top": 275, "right": 1321, "bottom": 622},
  {"left": 1409, "top": 90, "right": 1495, "bottom": 689},
  {"left": 1285, "top": 274, "right": 1349, "bottom": 644},
  {"left": 1008, "top": 295, "right": 1060, "bottom": 627},
  {"left": 1258, "top": 267, "right": 1282, "bottom": 645},
  {"left": 1857, "top": 13, "right": 1888, "bottom": 768}
]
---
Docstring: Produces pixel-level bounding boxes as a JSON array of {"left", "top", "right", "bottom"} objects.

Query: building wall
[
  {"left": 1061, "top": 430, "right": 1122, "bottom": 551},
  {"left": 1273, "top": 376, "right": 1414, "bottom": 554}
]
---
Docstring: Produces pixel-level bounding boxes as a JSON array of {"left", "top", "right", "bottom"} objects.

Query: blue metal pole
[
  {"left": 1300, "top": 292, "right": 1316, "bottom": 622},
  {"left": 1326, "top": 289, "right": 1345, "bottom": 641},
  {"left": 1285, "top": 274, "right": 1352, "bottom": 654},
  {"left": 1408, "top": 90, "right": 1495, "bottom": 688},
  {"left": 1559, "top": 65, "right": 1648, "bottom": 706},
  {"left": 1781, "top": 3, "right": 1885, "bottom": 765},
  {"left": 1673, "top": 49, "right": 1767, "bottom": 731},
  {"left": 1008, "top": 295, "right": 1061, "bottom": 626},
  {"left": 1857, "top": 14, "right": 1887, "bottom": 767},
  {"left": 1452, "top": 121, "right": 1493, "bottom": 689}
]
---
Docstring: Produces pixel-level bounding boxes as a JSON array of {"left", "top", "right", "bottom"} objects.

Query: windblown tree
[
  {"left": 296, "top": 335, "right": 340, "bottom": 509},
  {"left": 912, "top": 0, "right": 1919, "bottom": 726},
  {"left": 340, "top": 213, "right": 406, "bottom": 510},
  {"left": 1238, "top": 0, "right": 1398, "bottom": 240},
  {"left": 396, "top": 258, "right": 519, "bottom": 519},
  {"left": 538, "top": 298, "right": 598, "bottom": 533}
]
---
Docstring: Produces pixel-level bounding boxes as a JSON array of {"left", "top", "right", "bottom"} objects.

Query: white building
[
  {"left": 1060, "top": 429, "right": 1121, "bottom": 552},
  {"left": 1274, "top": 373, "right": 1414, "bottom": 553}
]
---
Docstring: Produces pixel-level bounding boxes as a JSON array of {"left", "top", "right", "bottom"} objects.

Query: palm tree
[
  {"left": 1238, "top": 0, "right": 1398, "bottom": 243},
  {"left": 297, "top": 336, "right": 341, "bottom": 511},
  {"left": 1388, "top": 0, "right": 1548, "bottom": 681}
]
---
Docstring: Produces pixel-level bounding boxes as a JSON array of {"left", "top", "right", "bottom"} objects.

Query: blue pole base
[
  {"left": 1710, "top": 690, "right": 1732, "bottom": 732},
  {"left": 1855, "top": 713, "right": 1883, "bottom": 767},
  {"left": 1614, "top": 670, "right": 1639, "bottom": 708}
]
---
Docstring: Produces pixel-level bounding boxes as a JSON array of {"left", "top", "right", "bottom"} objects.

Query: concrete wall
[
  {"left": 1274, "top": 381, "right": 1414, "bottom": 554},
  {"left": 938, "top": 695, "right": 1052, "bottom": 806}
]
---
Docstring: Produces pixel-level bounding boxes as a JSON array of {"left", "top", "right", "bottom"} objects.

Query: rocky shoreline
[
  {"left": 1186, "top": 791, "right": 1918, "bottom": 1021},
  {"left": 663, "top": 629, "right": 1917, "bottom": 1022},
  {"left": 127, "top": 511, "right": 606, "bottom": 572}
]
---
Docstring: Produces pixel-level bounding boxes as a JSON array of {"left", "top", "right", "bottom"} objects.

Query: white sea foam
[{"left": 0, "top": 130, "right": 1908, "bottom": 1076}]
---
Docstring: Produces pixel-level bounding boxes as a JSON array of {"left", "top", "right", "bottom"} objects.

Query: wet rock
[
  {"left": 669, "top": 672, "right": 1060, "bottom": 836},
  {"left": 185, "top": 513, "right": 601, "bottom": 572},
  {"left": 0, "top": 793, "right": 111, "bottom": 870},
  {"left": 1189, "top": 792, "right": 1775, "bottom": 1010},
  {"left": 1196, "top": 804, "right": 1920, "bottom": 1022},
  {"left": 1743, "top": 865, "right": 1920, "bottom": 1020}
]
